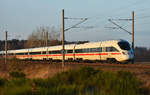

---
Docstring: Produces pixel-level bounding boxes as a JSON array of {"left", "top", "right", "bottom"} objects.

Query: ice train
[{"left": 0, "top": 39, "right": 134, "bottom": 63}]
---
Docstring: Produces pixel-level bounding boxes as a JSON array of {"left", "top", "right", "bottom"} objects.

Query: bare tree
[{"left": 24, "top": 26, "right": 61, "bottom": 48}]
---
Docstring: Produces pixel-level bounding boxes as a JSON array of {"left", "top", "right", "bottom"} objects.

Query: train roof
[
  {"left": 47, "top": 44, "right": 76, "bottom": 51},
  {"left": 28, "top": 47, "right": 47, "bottom": 52},
  {"left": 75, "top": 39, "right": 127, "bottom": 48},
  {"left": 7, "top": 49, "right": 29, "bottom": 54}
]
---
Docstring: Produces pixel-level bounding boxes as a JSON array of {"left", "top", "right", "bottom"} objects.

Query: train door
[
  {"left": 46, "top": 48, "right": 48, "bottom": 60},
  {"left": 28, "top": 49, "right": 32, "bottom": 60},
  {"left": 106, "top": 47, "right": 112, "bottom": 58},
  {"left": 102, "top": 47, "right": 108, "bottom": 61},
  {"left": 73, "top": 44, "right": 77, "bottom": 61},
  {"left": 99, "top": 43, "right": 102, "bottom": 61}
]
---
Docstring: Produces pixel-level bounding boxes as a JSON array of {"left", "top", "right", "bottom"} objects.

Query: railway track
[
  {"left": 16, "top": 60, "right": 150, "bottom": 70},
  {"left": 63, "top": 62, "right": 150, "bottom": 70},
  {"left": 85, "top": 63, "right": 150, "bottom": 69},
  {"left": 1, "top": 60, "right": 150, "bottom": 70}
]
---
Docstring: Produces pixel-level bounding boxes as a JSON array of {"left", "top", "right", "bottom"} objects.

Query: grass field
[
  {"left": 0, "top": 59, "right": 150, "bottom": 95},
  {"left": 0, "top": 67, "right": 149, "bottom": 95}
]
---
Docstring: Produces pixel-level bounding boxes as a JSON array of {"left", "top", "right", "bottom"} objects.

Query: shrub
[
  {"left": 32, "top": 67, "right": 149, "bottom": 95},
  {"left": 0, "top": 67, "right": 149, "bottom": 95},
  {"left": 0, "top": 78, "right": 8, "bottom": 87},
  {"left": 3, "top": 82, "right": 32, "bottom": 95}
]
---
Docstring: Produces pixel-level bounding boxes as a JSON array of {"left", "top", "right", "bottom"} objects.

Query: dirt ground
[{"left": 0, "top": 61, "right": 150, "bottom": 89}]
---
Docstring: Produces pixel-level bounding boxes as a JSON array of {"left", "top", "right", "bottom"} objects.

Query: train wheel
[
  {"left": 107, "top": 58, "right": 112, "bottom": 64},
  {"left": 68, "top": 58, "right": 73, "bottom": 62},
  {"left": 48, "top": 58, "right": 53, "bottom": 63},
  {"left": 107, "top": 58, "right": 117, "bottom": 64},
  {"left": 76, "top": 58, "right": 83, "bottom": 63}
]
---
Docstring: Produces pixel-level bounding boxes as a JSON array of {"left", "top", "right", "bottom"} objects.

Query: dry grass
[{"left": 0, "top": 60, "right": 150, "bottom": 89}]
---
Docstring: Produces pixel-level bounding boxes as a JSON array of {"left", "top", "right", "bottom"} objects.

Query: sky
[{"left": 0, "top": 0, "right": 150, "bottom": 47}]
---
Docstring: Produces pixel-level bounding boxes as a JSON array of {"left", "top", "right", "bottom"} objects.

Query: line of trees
[
  {"left": 24, "top": 26, "right": 61, "bottom": 48},
  {"left": 0, "top": 26, "right": 88, "bottom": 50},
  {"left": 0, "top": 26, "right": 61, "bottom": 50},
  {"left": 134, "top": 47, "right": 150, "bottom": 62},
  {"left": 0, "top": 39, "right": 26, "bottom": 50}
]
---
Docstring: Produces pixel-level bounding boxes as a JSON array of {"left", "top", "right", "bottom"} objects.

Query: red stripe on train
[
  {"left": 15, "top": 52, "right": 122, "bottom": 58},
  {"left": 111, "top": 53, "right": 121, "bottom": 55},
  {"left": 15, "top": 53, "right": 109, "bottom": 58}
]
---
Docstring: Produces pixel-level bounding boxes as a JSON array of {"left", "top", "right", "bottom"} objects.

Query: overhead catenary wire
[
  {"left": 64, "top": 18, "right": 88, "bottom": 32},
  {"left": 106, "top": 0, "right": 149, "bottom": 17},
  {"left": 108, "top": 19, "right": 132, "bottom": 35},
  {"left": 68, "top": 0, "right": 150, "bottom": 36},
  {"left": 83, "top": 0, "right": 150, "bottom": 33}
]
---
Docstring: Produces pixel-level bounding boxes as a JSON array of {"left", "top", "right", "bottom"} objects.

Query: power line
[
  {"left": 64, "top": 17, "right": 88, "bottom": 20},
  {"left": 108, "top": 19, "right": 132, "bottom": 35},
  {"left": 106, "top": 0, "right": 149, "bottom": 17},
  {"left": 87, "top": 0, "right": 150, "bottom": 31},
  {"left": 81, "top": 0, "right": 150, "bottom": 32},
  {"left": 109, "top": 18, "right": 132, "bottom": 21},
  {"left": 64, "top": 18, "right": 88, "bottom": 31}
]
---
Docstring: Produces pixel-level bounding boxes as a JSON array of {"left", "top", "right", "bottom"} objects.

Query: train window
[
  {"left": 75, "top": 48, "right": 102, "bottom": 53},
  {"left": 106, "top": 47, "right": 119, "bottom": 52},
  {"left": 106, "top": 47, "right": 110, "bottom": 52},
  {"left": 42, "top": 51, "right": 46, "bottom": 54},
  {"left": 30, "top": 52, "right": 41, "bottom": 55},
  {"left": 57, "top": 51, "right": 61, "bottom": 54},
  {"left": 75, "top": 49, "right": 83, "bottom": 53},
  {"left": 83, "top": 48, "right": 90, "bottom": 53},
  {"left": 51, "top": 51, "right": 55, "bottom": 54},
  {"left": 118, "top": 42, "right": 131, "bottom": 50},
  {"left": 16, "top": 53, "right": 24, "bottom": 55},
  {"left": 24, "top": 53, "right": 28, "bottom": 55},
  {"left": 90, "top": 48, "right": 102, "bottom": 52},
  {"left": 49, "top": 51, "right": 52, "bottom": 54},
  {"left": 67, "top": 50, "right": 73, "bottom": 53},
  {"left": 111, "top": 47, "right": 119, "bottom": 52},
  {"left": 90, "top": 48, "right": 95, "bottom": 52},
  {"left": 50, "top": 50, "right": 61, "bottom": 54}
]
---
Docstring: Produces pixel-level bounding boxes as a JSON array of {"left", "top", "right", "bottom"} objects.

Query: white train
[{"left": 0, "top": 39, "right": 134, "bottom": 63}]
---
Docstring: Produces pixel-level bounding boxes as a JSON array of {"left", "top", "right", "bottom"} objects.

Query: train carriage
[
  {"left": 47, "top": 45, "right": 62, "bottom": 60},
  {"left": 0, "top": 39, "right": 134, "bottom": 63},
  {"left": 10, "top": 49, "right": 29, "bottom": 60},
  {"left": 74, "top": 42, "right": 102, "bottom": 61},
  {"left": 28, "top": 47, "right": 47, "bottom": 60},
  {"left": 62, "top": 44, "right": 75, "bottom": 61}
]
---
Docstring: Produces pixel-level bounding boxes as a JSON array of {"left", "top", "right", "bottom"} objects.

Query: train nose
[{"left": 121, "top": 51, "right": 134, "bottom": 61}]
